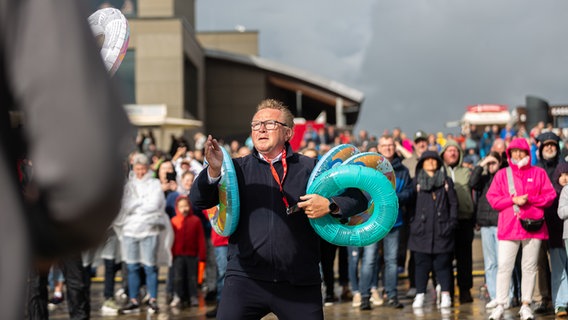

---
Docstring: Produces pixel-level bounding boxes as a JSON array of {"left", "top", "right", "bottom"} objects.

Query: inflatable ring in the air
[
  {"left": 307, "top": 165, "right": 398, "bottom": 247},
  {"left": 307, "top": 144, "right": 359, "bottom": 187},
  {"left": 207, "top": 147, "right": 240, "bottom": 236},
  {"left": 339, "top": 152, "right": 396, "bottom": 227},
  {"left": 88, "top": 8, "right": 130, "bottom": 76}
]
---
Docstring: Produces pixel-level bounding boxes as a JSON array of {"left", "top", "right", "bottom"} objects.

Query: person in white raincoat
[{"left": 114, "top": 153, "right": 172, "bottom": 314}]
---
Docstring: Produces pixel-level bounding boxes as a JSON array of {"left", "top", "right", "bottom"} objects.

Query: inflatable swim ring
[
  {"left": 207, "top": 147, "right": 240, "bottom": 236},
  {"left": 307, "top": 144, "right": 359, "bottom": 187},
  {"left": 306, "top": 165, "right": 398, "bottom": 247},
  {"left": 88, "top": 8, "right": 130, "bottom": 76},
  {"left": 339, "top": 152, "right": 397, "bottom": 227}
]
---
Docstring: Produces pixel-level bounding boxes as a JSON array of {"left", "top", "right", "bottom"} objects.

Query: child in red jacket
[{"left": 170, "top": 195, "right": 206, "bottom": 308}]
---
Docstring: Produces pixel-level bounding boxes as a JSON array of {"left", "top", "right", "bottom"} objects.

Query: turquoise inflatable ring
[
  {"left": 306, "top": 161, "right": 399, "bottom": 247},
  {"left": 307, "top": 144, "right": 359, "bottom": 187},
  {"left": 207, "top": 147, "right": 240, "bottom": 236}
]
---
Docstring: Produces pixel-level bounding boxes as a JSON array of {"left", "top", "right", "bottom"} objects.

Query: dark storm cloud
[{"left": 197, "top": 1, "right": 568, "bottom": 137}]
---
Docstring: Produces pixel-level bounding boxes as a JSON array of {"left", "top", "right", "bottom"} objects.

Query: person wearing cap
[
  {"left": 409, "top": 151, "right": 458, "bottom": 310},
  {"left": 531, "top": 131, "right": 564, "bottom": 314},
  {"left": 402, "top": 130, "right": 429, "bottom": 179}
]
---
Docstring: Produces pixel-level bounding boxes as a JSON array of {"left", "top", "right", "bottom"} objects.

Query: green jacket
[{"left": 440, "top": 140, "right": 474, "bottom": 220}]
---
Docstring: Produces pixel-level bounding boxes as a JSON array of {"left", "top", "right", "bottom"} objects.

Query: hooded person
[
  {"left": 170, "top": 195, "right": 206, "bottom": 307},
  {"left": 536, "top": 131, "right": 563, "bottom": 180},
  {"left": 533, "top": 131, "right": 562, "bottom": 313},
  {"left": 439, "top": 139, "right": 475, "bottom": 303},
  {"left": 486, "top": 137, "right": 556, "bottom": 320},
  {"left": 409, "top": 151, "right": 458, "bottom": 309}
]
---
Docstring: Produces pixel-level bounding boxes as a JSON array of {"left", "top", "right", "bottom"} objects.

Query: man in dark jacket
[
  {"left": 0, "top": 1, "right": 133, "bottom": 318},
  {"left": 532, "top": 131, "right": 563, "bottom": 313},
  {"left": 190, "top": 99, "right": 366, "bottom": 320}
]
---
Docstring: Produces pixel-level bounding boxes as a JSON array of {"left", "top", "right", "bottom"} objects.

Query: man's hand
[
  {"left": 297, "top": 194, "right": 331, "bottom": 219},
  {"left": 204, "top": 135, "right": 223, "bottom": 178}
]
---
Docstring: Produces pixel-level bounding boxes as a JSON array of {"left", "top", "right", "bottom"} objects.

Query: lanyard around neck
[{"left": 261, "top": 148, "right": 289, "bottom": 208}]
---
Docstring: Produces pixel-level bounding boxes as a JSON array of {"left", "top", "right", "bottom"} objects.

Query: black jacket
[
  {"left": 191, "top": 143, "right": 367, "bottom": 285},
  {"left": 469, "top": 166, "right": 499, "bottom": 227},
  {"left": 408, "top": 152, "right": 458, "bottom": 254}
]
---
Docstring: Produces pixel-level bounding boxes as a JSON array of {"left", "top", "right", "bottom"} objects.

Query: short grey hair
[{"left": 131, "top": 153, "right": 149, "bottom": 166}]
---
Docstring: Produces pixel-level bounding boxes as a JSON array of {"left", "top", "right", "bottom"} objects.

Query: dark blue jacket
[
  {"left": 408, "top": 152, "right": 458, "bottom": 254},
  {"left": 390, "top": 156, "right": 414, "bottom": 229},
  {"left": 190, "top": 143, "right": 367, "bottom": 285}
]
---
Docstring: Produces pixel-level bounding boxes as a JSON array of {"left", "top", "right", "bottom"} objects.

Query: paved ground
[{"left": 47, "top": 233, "right": 561, "bottom": 320}]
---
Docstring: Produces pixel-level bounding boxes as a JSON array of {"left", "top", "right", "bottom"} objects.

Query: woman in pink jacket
[{"left": 486, "top": 137, "right": 556, "bottom": 320}]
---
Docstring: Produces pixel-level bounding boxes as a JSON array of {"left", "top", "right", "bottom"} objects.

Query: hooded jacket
[
  {"left": 408, "top": 151, "right": 458, "bottom": 254},
  {"left": 536, "top": 131, "right": 563, "bottom": 180},
  {"left": 486, "top": 138, "right": 556, "bottom": 241},
  {"left": 440, "top": 140, "right": 474, "bottom": 220},
  {"left": 170, "top": 196, "right": 206, "bottom": 260}
]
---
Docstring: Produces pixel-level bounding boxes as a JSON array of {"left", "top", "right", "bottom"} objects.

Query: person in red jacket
[{"left": 170, "top": 195, "right": 206, "bottom": 308}]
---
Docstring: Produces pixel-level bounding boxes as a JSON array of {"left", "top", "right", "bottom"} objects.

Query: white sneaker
[
  {"left": 413, "top": 293, "right": 425, "bottom": 308},
  {"left": 169, "top": 295, "right": 181, "bottom": 308},
  {"left": 101, "top": 298, "right": 119, "bottom": 316},
  {"left": 519, "top": 304, "right": 534, "bottom": 320},
  {"left": 488, "top": 304, "right": 504, "bottom": 320},
  {"left": 370, "top": 288, "right": 384, "bottom": 306},
  {"left": 435, "top": 284, "right": 441, "bottom": 306},
  {"left": 486, "top": 299, "right": 499, "bottom": 309},
  {"left": 440, "top": 293, "right": 452, "bottom": 308},
  {"left": 352, "top": 292, "right": 361, "bottom": 308}
]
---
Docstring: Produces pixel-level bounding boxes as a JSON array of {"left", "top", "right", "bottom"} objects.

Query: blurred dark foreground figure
[{"left": 0, "top": 0, "right": 133, "bottom": 318}]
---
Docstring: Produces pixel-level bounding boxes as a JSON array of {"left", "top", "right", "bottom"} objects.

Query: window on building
[{"left": 115, "top": 49, "right": 136, "bottom": 104}]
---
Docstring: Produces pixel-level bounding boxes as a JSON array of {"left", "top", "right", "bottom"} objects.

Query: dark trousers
[
  {"left": 26, "top": 268, "right": 48, "bottom": 320},
  {"left": 60, "top": 255, "right": 91, "bottom": 320},
  {"left": 320, "top": 240, "right": 348, "bottom": 296},
  {"left": 218, "top": 275, "right": 323, "bottom": 320},
  {"left": 103, "top": 259, "right": 121, "bottom": 299},
  {"left": 453, "top": 219, "right": 474, "bottom": 294},
  {"left": 26, "top": 254, "right": 90, "bottom": 320},
  {"left": 414, "top": 252, "right": 453, "bottom": 294},
  {"left": 173, "top": 255, "right": 198, "bottom": 301}
]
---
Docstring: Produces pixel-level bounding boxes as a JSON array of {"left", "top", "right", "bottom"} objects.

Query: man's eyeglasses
[{"left": 251, "top": 120, "right": 288, "bottom": 131}]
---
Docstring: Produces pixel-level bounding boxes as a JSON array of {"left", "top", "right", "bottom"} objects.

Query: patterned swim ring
[
  {"left": 88, "top": 8, "right": 130, "bottom": 76},
  {"left": 306, "top": 165, "right": 398, "bottom": 247},
  {"left": 339, "top": 152, "right": 397, "bottom": 227},
  {"left": 207, "top": 147, "right": 240, "bottom": 236},
  {"left": 307, "top": 144, "right": 359, "bottom": 187}
]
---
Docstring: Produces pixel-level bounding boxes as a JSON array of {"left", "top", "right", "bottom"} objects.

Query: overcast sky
[{"left": 196, "top": 1, "right": 568, "bottom": 137}]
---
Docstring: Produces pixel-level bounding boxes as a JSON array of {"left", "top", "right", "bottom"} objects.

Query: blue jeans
[
  {"left": 480, "top": 226, "right": 498, "bottom": 300},
  {"left": 550, "top": 247, "right": 568, "bottom": 309},
  {"left": 123, "top": 235, "right": 159, "bottom": 301},
  {"left": 215, "top": 246, "right": 228, "bottom": 302},
  {"left": 127, "top": 263, "right": 158, "bottom": 301},
  {"left": 372, "top": 228, "right": 400, "bottom": 300},
  {"left": 348, "top": 242, "right": 378, "bottom": 298}
]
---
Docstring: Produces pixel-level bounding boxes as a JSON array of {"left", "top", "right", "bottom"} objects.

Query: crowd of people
[{"left": 22, "top": 99, "right": 568, "bottom": 320}]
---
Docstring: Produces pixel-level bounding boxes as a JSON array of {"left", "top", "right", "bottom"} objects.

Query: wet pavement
[{"left": 48, "top": 234, "right": 561, "bottom": 319}]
